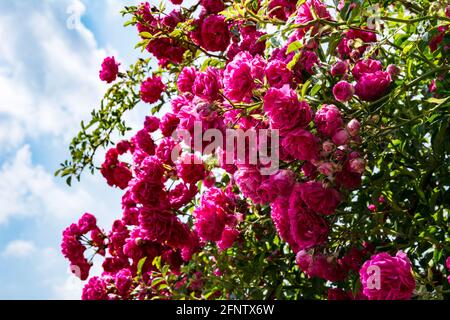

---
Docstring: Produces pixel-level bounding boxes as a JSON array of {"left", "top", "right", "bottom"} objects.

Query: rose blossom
[
  {"left": 264, "top": 85, "right": 312, "bottom": 134},
  {"left": 82, "top": 276, "right": 108, "bottom": 300},
  {"left": 355, "top": 71, "right": 391, "bottom": 102},
  {"left": 192, "top": 67, "right": 222, "bottom": 102},
  {"left": 265, "top": 60, "right": 293, "bottom": 88},
  {"left": 99, "top": 57, "right": 120, "bottom": 83},
  {"left": 223, "top": 52, "right": 256, "bottom": 102},
  {"left": 234, "top": 167, "right": 263, "bottom": 204},
  {"left": 330, "top": 60, "right": 348, "bottom": 77},
  {"left": 352, "top": 59, "right": 383, "bottom": 80},
  {"left": 347, "top": 119, "right": 360, "bottom": 137},
  {"left": 140, "top": 76, "right": 166, "bottom": 104},
  {"left": 296, "top": 182, "right": 341, "bottom": 215},
  {"left": 217, "top": 227, "right": 240, "bottom": 251},
  {"left": 200, "top": 0, "right": 225, "bottom": 14},
  {"left": 200, "top": 15, "right": 230, "bottom": 52},
  {"left": 282, "top": 128, "right": 320, "bottom": 162},
  {"left": 314, "top": 104, "right": 343, "bottom": 137},
  {"left": 359, "top": 251, "right": 416, "bottom": 300},
  {"left": 333, "top": 81, "right": 355, "bottom": 102},
  {"left": 177, "top": 67, "right": 197, "bottom": 93},
  {"left": 176, "top": 153, "right": 207, "bottom": 184},
  {"left": 332, "top": 129, "right": 350, "bottom": 146}
]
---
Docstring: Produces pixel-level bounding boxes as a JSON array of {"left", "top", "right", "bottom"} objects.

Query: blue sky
[{"left": 0, "top": 0, "right": 151, "bottom": 299}]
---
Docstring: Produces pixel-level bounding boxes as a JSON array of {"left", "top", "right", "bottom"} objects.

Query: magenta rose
[
  {"left": 359, "top": 251, "right": 416, "bottom": 300},
  {"left": 355, "top": 71, "right": 391, "bottom": 102},
  {"left": 265, "top": 59, "right": 293, "bottom": 88},
  {"left": 264, "top": 85, "right": 312, "bottom": 134},
  {"left": 130, "top": 178, "right": 166, "bottom": 208},
  {"left": 297, "top": 181, "right": 341, "bottom": 215},
  {"left": 200, "top": 15, "right": 231, "bottom": 52},
  {"left": 282, "top": 128, "right": 320, "bottom": 161},
  {"left": 333, "top": 81, "right": 355, "bottom": 102},
  {"left": 288, "top": 206, "right": 329, "bottom": 250},
  {"left": 223, "top": 52, "right": 256, "bottom": 102},
  {"left": 314, "top": 104, "right": 343, "bottom": 137},
  {"left": 352, "top": 59, "right": 383, "bottom": 80},
  {"left": 234, "top": 167, "right": 263, "bottom": 204},
  {"left": 99, "top": 56, "right": 120, "bottom": 83},
  {"left": 140, "top": 76, "right": 166, "bottom": 104},
  {"left": 330, "top": 60, "right": 348, "bottom": 77},
  {"left": 177, "top": 67, "right": 197, "bottom": 93},
  {"left": 271, "top": 197, "right": 300, "bottom": 252},
  {"left": 192, "top": 67, "right": 222, "bottom": 102}
]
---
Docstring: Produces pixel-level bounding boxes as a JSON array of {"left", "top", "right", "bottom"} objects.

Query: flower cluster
[
  {"left": 61, "top": 213, "right": 105, "bottom": 281},
  {"left": 60, "top": 0, "right": 450, "bottom": 300}
]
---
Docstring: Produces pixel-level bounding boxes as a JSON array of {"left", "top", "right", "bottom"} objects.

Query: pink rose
[
  {"left": 314, "top": 104, "right": 343, "bottom": 137},
  {"left": 330, "top": 60, "right": 348, "bottom": 77},
  {"left": 333, "top": 81, "right": 355, "bottom": 102},
  {"left": 282, "top": 128, "right": 320, "bottom": 161},
  {"left": 192, "top": 67, "right": 222, "bottom": 102},
  {"left": 355, "top": 71, "right": 391, "bottom": 102},
  {"left": 347, "top": 119, "right": 360, "bottom": 137},
  {"left": 234, "top": 167, "right": 263, "bottom": 204},
  {"left": 264, "top": 85, "right": 312, "bottom": 134},
  {"left": 200, "top": 15, "right": 230, "bottom": 52},
  {"left": 217, "top": 227, "right": 240, "bottom": 251},
  {"left": 352, "top": 59, "right": 383, "bottom": 80},
  {"left": 223, "top": 52, "right": 256, "bottom": 102},
  {"left": 297, "top": 182, "right": 341, "bottom": 215},
  {"left": 200, "top": 0, "right": 225, "bottom": 14},
  {"left": 99, "top": 56, "right": 120, "bottom": 83},
  {"left": 140, "top": 76, "right": 166, "bottom": 104},
  {"left": 265, "top": 60, "right": 293, "bottom": 88},
  {"left": 177, "top": 67, "right": 197, "bottom": 93},
  {"left": 332, "top": 128, "right": 349, "bottom": 146},
  {"left": 289, "top": 185, "right": 329, "bottom": 249},
  {"left": 360, "top": 251, "right": 416, "bottom": 300}
]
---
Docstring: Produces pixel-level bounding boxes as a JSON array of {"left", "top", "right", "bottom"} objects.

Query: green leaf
[
  {"left": 286, "top": 40, "right": 303, "bottom": 54},
  {"left": 139, "top": 32, "right": 153, "bottom": 39},
  {"left": 137, "top": 257, "right": 147, "bottom": 278}
]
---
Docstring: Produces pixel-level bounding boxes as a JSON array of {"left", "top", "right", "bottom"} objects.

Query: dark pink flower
[
  {"left": 177, "top": 67, "right": 197, "bottom": 93},
  {"left": 352, "top": 59, "right": 383, "bottom": 80},
  {"left": 297, "top": 182, "right": 341, "bottom": 216},
  {"left": 218, "top": 227, "right": 240, "bottom": 250},
  {"left": 360, "top": 251, "right": 416, "bottom": 300},
  {"left": 140, "top": 76, "right": 166, "bottom": 104},
  {"left": 265, "top": 60, "right": 293, "bottom": 88},
  {"left": 333, "top": 81, "right": 354, "bottom": 102},
  {"left": 200, "top": 0, "right": 225, "bottom": 14},
  {"left": 176, "top": 153, "right": 207, "bottom": 184},
  {"left": 264, "top": 85, "right": 312, "bottom": 134},
  {"left": 82, "top": 276, "right": 108, "bottom": 300},
  {"left": 99, "top": 57, "right": 120, "bottom": 83},
  {"left": 200, "top": 15, "right": 230, "bottom": 52},
  {"left": 331, "top": 60, "right": 348, "bottom": 77},
  {"left": 282, "top": 128, "right": 320, "bottom": 161},
  {"left": 192, "top": 67, "right": 222, "bottom": 102},
  {"left": 355, "top": 71, "right": 391, "bottom": 102},
  {"left": 314, "top": 104, "right": 343, "bottom": 137}
]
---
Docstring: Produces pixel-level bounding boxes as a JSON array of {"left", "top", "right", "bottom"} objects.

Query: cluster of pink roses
[
  {"left": 64, "top": 0, "right": 448, "bottom": 300},
  {"left": 61, "top": 213, "right": 105, "bottom": 281}
]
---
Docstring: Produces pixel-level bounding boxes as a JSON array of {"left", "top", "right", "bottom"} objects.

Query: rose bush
[{"left": 57, "top": 0, "right": 450, "bottom": 300}]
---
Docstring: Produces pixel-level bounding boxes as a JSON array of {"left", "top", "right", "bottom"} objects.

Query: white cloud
[
  {"left": 2, "top": 240, "right": 36, "bottom": 258},
  {"left": 0, "top": 0, "right": 107, "bottom": 151},
  {"left": 0, "top": 145, "right": 99, "bottom": 224}
]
